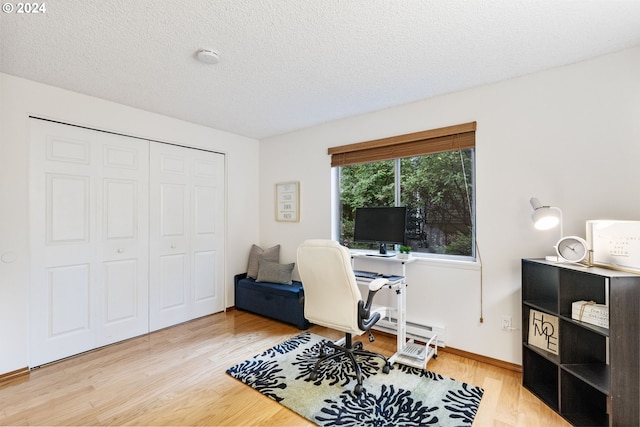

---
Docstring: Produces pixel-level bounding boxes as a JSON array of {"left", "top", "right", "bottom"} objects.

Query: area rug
[{"left": 226, "top": 332, "right": 483, "bottom": 426}]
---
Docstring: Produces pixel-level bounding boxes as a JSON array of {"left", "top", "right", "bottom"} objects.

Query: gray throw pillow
[
  {"left": 247, "top": 244, "right": 280, "bottom": 279},
  {"left": 256, "top": 259, "right": 295, "bottom": 285}
]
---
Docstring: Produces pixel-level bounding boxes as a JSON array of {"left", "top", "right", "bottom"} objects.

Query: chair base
[{"left": 309, "top": 333, "right": 391, "bottom": 395}]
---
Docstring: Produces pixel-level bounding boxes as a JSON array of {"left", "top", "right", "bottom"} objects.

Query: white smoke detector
[{"left": 196, "top": 49, "right": 219, "bottom": 65}]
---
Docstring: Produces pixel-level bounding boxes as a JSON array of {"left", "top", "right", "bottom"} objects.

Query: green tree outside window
[{"left": 338, "top": 149, "right": 474, "bottom": 257}]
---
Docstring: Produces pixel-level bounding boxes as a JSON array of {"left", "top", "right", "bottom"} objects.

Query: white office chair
[{"left": 296, "top": 239, "right": 391, "bottom": 395}]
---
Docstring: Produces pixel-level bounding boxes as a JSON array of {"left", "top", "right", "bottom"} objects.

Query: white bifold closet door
[
  {"left": 29, "top": 119, "right": 225, "bottom": 367},
  {"left": 149, "top": 143, "right": 225, "bottom": 331},
  {"left": 29, "top": 119, "right": 150, "bottom": 367}
]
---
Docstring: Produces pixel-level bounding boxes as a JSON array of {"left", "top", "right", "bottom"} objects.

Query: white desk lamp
[{"left": 530, "top": 197, "right": 563, "bottom": 261}]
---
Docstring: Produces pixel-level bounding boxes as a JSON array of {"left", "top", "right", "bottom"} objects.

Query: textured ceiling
[{"left": 2, "top": 0, "right": 640, "bottom": 139}]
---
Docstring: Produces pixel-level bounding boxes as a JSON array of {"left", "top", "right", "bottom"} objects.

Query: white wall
[
  {"left": 2, "top": 47, "right": 638, "bottom": 373},
  {"left": 0, "top": 73, "right": 260, "bottom": 374},
  {"left": 259, "top": 47, "right": 640, "bottom": 364}
]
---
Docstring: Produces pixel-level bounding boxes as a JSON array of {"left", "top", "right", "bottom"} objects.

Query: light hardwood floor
[{"left": 0, "top": 310, "right": 569, "bottom": 426}]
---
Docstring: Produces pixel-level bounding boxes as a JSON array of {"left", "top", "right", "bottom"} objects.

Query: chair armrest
[
  {"left": 368, "top": 277, "right": 388, "bottom": 292},
  {"left": 358, "top": 278, "right": 388, "bottom": 330}
]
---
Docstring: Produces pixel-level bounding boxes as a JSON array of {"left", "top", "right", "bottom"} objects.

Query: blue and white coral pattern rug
[{"left": 226, "top": 332, "right": 483, "bottom": 426}]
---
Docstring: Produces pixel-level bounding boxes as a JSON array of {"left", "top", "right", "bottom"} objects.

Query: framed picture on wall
[{"left": 275, "top": 181, "right": 299, "bottom": 222}]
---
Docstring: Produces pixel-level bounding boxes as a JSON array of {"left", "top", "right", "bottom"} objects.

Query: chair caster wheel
[
  {"left": 309, "top": 371, "right": 318, "bottom": 381},
  {"left": 382, "top": 364, "right": 391, "bottom": 374},
  {"left": 354, "top": 384, "right": 363, "bottom": 395}
]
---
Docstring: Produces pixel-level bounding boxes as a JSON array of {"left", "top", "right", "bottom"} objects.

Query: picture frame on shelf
[
  {"left": 528, "top": 309, "right": 559, "bottom": 355},
  {"left": 586, "top": 220, "right": 640, "bottom": 273},
  {"left": 275, "top": 181, "right": 299, "bottom": 222}
]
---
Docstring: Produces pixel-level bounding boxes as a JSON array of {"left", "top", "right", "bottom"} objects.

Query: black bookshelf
[{"left": 522, "top": 259, "right": 640, "bottom": 426}]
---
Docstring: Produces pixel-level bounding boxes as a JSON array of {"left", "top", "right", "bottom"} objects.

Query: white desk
[{"left": 351, "top": 254, "right": 437, "bottom": 369}]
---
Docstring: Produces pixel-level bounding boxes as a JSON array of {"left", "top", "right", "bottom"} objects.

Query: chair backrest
[{"left": 297, "top": 239, "right": 364, "bottom": 335}]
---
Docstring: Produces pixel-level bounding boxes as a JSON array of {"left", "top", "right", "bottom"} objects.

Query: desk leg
[{"left": 396, "top": 283, "right": 406, "bottom": 353}]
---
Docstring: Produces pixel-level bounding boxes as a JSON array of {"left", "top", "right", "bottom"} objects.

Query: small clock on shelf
[{"left": 555, "top": 236, "right": 589, "bottom": 264}]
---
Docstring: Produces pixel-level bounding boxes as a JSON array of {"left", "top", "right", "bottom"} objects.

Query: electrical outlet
[{"left": 501, "top": 315, "right": 512, "bottom": 331}]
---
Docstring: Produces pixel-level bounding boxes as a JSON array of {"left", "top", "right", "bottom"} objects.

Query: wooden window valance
[{"left": 328, "top": 121, "right": 476, "bottom": 167}]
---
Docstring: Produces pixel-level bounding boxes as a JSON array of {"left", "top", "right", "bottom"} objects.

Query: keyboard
[
  {"left": 353, "top": 270, "right": 379, "bottom": 279},
  {"left": 354, "top": 270, "right": 405, "bottom": 285}
]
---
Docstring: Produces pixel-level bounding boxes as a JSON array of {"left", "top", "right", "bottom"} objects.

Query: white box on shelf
[{"left": 571, "top": 300, "right": 609, "bottom": 329}]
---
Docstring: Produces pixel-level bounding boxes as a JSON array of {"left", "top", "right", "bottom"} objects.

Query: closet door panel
[
  {"left": 191, "top": 154, "right": 225, "bottom": 318},
  {"left": 30, "top": 119, "right": 149, "bottom": 366},
  {"left": 150, "top": 144, "right": 225, "bottom": 330},
  {"left": 157, "top": 181, "right": 189, "bottom": 317},
  {"left": 150, "top": 145, "right": 191, "bottom": 330},
  {"left": 30, "top": 121, "right": 97, "bottom": 366},
  {"left": 96, "top": 132, "right": 149, "bottom": 345}
]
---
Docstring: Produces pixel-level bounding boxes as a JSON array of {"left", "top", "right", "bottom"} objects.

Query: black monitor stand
[{"left": 365, "top": 243, "right": 395, "bottom": 257}]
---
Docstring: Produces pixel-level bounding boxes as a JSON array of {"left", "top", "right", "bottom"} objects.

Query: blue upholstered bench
[{"left": 234, "top": 273, "right": 310, "bottom": 330}]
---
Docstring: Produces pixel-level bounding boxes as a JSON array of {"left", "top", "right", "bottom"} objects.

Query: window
[{"left": 329, "top": 122, "right": 476, "bottom": 259}]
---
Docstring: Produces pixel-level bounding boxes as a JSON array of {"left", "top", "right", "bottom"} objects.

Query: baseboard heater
[{"left": 374, "top": 318, "right": 446, "bottom": 348}]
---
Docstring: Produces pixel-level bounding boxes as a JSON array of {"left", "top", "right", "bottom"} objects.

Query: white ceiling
[{"left": 2, "top": 1, "right": 640, "bottom": 140}]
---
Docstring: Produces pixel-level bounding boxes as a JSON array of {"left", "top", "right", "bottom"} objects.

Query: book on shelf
[{"left": 571, "top": 300, "right": 609, "bottom": 329}]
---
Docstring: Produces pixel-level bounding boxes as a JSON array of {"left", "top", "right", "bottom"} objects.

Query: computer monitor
[{"left": 353, "top": 206, "right": 407, "bottom": 255}]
